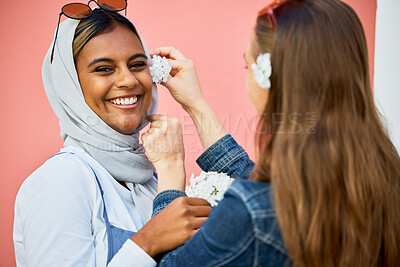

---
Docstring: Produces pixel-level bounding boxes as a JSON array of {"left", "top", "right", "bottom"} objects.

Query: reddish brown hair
[{"left": 251, "top": 0, "right": 400, "bottom": 266}]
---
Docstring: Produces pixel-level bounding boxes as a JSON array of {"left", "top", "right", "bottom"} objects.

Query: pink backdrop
[{"left": 0, "top": 0, "right": 376, "bottom": 265}]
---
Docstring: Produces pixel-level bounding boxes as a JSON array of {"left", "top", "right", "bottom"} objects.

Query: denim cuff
[
  {"left": 152, "top": 190, "right": 187, "bottom": 217},
  {"left": 196, "top": 134, "right": 248, "bottom": 173}
]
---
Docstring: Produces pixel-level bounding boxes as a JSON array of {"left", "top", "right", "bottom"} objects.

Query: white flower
[
  {"left": 251, "top": 53, "right": 272, "bottom": 89},
  {"left": 149, "top": 55, "right": 172, "bottom": 84},
  {"left": 185, "top": 171, "right": 234, "bottom": 207}
]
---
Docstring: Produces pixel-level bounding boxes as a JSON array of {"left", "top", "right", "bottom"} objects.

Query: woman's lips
[
  {"left": 108, "top": 95, "right": 140, "bottom": 109},
  {"left": 110, "top": 95, "right": 138, "bottom": 105}
]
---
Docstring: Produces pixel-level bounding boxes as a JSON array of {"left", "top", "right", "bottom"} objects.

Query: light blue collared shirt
[{"left": 14, "top": 145, "right": 156, "bottom": 266}]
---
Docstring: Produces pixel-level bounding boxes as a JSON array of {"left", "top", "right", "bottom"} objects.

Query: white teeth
[{"left": 110, "top": 96, "right": 138, "bottom": 106}]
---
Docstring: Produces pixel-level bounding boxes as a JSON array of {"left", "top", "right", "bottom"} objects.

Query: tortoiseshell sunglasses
[{"left": 51, "top": 0, "right": 127, "bottom": 63}]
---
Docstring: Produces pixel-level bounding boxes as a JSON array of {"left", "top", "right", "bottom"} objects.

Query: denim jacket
[{"left": 152, "top": 134, "right": 292, "bottom": 266}]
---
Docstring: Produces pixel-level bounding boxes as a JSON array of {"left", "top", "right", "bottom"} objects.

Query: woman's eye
[
  {"left": 95, "top": 67, "right": 113, "bottom": 72},
  {"left": 130, "top": 61, "right": 147, "bottom": 69}
]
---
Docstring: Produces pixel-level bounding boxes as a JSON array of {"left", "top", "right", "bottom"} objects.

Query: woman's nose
[{"left": 115, "top": 67, "right": 139, "bottom": 88}]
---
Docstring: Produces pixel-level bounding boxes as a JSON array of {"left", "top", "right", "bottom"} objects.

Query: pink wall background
[{"left": 0, "top": 0, "right": 376, "bottom": 265}]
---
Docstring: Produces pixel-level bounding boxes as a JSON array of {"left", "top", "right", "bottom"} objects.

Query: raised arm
[
  {"left": 152, "top": 47, "right": 255, "bottom": 178},
  {"left": 152, "top": 47, "right": 227, "bottom": 150},
  {"left": 139, "top": 114, "right": 212, "bottom": 257}
]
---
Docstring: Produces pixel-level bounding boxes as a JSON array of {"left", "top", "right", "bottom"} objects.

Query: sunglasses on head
[
  {"left": 257, "top": 0, "right": 301, "bottom": 31},
  {"left": 51, "top": 0, "right": 127, "bottom": 63}
]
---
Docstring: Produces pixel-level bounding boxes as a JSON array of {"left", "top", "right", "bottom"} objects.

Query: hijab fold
[{"left": 42, "top": 16, "right": 158, "bottom": 223}]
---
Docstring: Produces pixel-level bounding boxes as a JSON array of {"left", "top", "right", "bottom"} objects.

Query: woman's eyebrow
[
  {"left": 87, "top": 53, "right": 148, "bottom": 68},
  {"left": 129, "top": 53, "right": 147, "bottom": 61},
  {"left": 87, "top": 58, "right": 113, "bottom": 68}
]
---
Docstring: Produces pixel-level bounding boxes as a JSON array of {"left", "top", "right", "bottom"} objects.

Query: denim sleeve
[
  {"left": 152, "top": 190, "right": 187, "bottom": 217},
  {"left": 196, "top": 134, "right": 255, "bottom": 179},
  {"left": 158, "top": 189, "right": 254, "bottom": 266}
]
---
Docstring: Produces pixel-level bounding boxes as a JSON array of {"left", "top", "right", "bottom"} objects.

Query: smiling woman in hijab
[{"left": 13, "top": 4, "right": 211, "bottom": 267}]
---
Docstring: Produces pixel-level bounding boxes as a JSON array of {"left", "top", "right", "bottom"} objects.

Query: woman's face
[
  {"left": 245, "top": 31, "right": 269, "bottom": 115},
  {"left": 75, "top": 25, "right": 153, "bottom": 135}
]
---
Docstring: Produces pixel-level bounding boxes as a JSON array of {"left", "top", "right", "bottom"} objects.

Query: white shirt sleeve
[
  {"left": 13, "top": 153, "right": 156, "bottom": 266},
  {"left": 108, "top": 240, "right": 156, "bottom": 267}
]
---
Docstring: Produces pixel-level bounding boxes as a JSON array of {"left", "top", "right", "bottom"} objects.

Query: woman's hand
[
  {"left": 131, "top": 196, "right": 211, "bottom": 257},
  {"left": 152, "top": 47, "right": 207, "bottom": 113},
  {"left": 141, "top": 114, "right": 186, "bottom": 192},
  {"left": 152, "top": 47, "right": 228, "bottom": 150}
]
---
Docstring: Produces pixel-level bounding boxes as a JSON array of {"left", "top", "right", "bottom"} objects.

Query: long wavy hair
[{"left": 251, "top": 0, "right": 400, "bottom": 266}]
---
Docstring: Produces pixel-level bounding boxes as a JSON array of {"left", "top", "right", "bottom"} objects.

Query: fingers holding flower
[
  {"left": 151, "top": 47, "right": 206, "bottom": 113},
  {"left": 152, "top": 46, "right": 187, "bottom": 61}
]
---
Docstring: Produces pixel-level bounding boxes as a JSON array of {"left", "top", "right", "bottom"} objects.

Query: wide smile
[{"left": 108, "top": 95, "right": 141, "bottom": 109}]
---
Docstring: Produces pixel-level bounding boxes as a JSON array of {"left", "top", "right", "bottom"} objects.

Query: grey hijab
[{"left": 42, "top": 17, "right": 158, "bottom": 223}]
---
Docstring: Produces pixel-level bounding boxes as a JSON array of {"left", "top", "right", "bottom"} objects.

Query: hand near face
[
  {"left": 141, "top": 114, "right": 186, "bottom": 192},
  {"left": 152, "top": 47, "right": 206, "bottom": 113},
  {"left": 131, "top": 196, "right": 211, "bottom": 257},
  {"left": 152, "top": 47, "right": 229, "bottom": 151}
]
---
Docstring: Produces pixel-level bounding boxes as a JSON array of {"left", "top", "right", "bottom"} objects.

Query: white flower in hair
[
  {"left": 251, "top": 53, "right": 272, "bottom": 89},
  {"left": 185, "top": 171, "right": 234, "bottom": 207},
  {"left": 149, "top": 55, "right": 172, "bottom": 84}
]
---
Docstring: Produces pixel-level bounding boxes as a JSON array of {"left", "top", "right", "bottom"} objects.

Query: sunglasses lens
[
  {"left": 98, "top": 0, "right": 126, "bottom": 11},
  {"left": 62, "top": 3, "right": 92, "bottom": 19}
]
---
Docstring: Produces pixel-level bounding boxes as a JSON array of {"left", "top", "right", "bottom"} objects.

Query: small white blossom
[
  {"left": 149, "top": 55, "right": 172, "bottom": 84},
  {"left": 185, "top": 171, "right": 234, "bottom": 207},
  {"left": 251, "top": 53, "right": 272, "bottom": 89}
]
